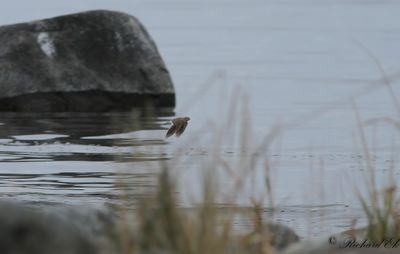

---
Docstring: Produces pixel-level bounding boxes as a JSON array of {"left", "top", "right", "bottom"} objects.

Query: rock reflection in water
[{"left": 0, "top": 110, "right": 174, "bottom": 206}]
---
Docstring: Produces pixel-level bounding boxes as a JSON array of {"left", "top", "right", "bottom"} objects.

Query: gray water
[{"left": 1, "top": 0, "right": 400, "bottom": 238}]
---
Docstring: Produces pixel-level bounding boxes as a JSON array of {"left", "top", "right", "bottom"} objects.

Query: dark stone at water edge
[
  {"left": 0, "top": 200, "right": 118, "bottom": 254},
  {"left": 0, "top": 10, "right": 175, "bottom": 112}
]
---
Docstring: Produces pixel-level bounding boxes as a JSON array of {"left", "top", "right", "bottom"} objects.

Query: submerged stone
[{"left": 0, "top": 10, "right": 175, "bottom": 112}]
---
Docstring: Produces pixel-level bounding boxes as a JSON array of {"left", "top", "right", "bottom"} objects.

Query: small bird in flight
[{"left": 166, "top": 117, "right": 190, "bottom": 138}]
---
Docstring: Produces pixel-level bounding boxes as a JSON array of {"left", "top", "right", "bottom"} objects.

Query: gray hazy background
[{"left": 0, "top": 0, "right": 400, "bottom": 237}]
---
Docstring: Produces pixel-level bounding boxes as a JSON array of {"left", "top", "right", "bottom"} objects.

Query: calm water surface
[{"left": 1, "top": 0, "right": 400, "bottom": 237}]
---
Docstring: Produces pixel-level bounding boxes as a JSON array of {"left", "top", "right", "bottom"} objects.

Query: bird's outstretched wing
[
  {"left": 175, "top": 122, "right": 188, "bottom": 137},
  {"left": 166, "top": 124, "right": 177, "bottom": 138}
]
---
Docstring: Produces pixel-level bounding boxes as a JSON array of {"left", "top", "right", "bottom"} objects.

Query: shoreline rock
[
  {"left": 0, "top": 200, "right": 118, "bottom": 254},
  {"left": 0, "top": 10, "right": 175, "bottom": 112}
]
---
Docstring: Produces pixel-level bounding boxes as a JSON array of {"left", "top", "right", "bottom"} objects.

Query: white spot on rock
[
  {"left": 37, "top": 32, "right": 56, "bottom": 57},
  {"left": 114, "top": 32, "right": 124, "bottom": 51}
]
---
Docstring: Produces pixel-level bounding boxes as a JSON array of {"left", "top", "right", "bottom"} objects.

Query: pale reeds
[
  {"left": 352, "top": 42, "right": 400, "bottom": 244},
  {"left": 115, "top": 91, "right": 285, "bottom": 254}
]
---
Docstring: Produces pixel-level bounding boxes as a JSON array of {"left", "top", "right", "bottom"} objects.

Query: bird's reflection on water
[{"left": 0, "top": 109, "right": 175, "bottom": 206}]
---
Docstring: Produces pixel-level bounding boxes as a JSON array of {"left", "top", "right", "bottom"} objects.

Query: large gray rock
[{"left": 0, "top": 10, "right": 175, "bottom": 111}]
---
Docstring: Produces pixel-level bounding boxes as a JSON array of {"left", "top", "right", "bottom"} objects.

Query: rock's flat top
[{"left": 0, "top": 10, "right": 175, "bottom": 111}]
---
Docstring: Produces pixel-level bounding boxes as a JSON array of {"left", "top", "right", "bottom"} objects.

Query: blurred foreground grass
[
  {"left": 113, "top": 94, "right": 299, "bottom": 254},
  {"left": 113, "top": 63, "right": 400, "bottom": 253}
]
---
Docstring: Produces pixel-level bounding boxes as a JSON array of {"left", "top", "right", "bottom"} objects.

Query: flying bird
[{"left": 165, "top": 117, "right": 190, "bottom": 138}]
